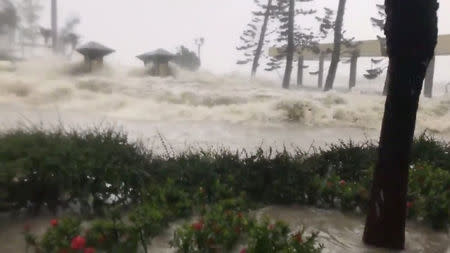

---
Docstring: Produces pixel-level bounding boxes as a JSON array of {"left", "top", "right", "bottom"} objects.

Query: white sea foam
[{"left": 0, "top": 57, "right": 448, "bottom": 135}]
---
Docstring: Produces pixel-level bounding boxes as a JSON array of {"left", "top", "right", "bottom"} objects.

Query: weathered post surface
[
  {"left": 363, "top": 0, "right": 439, "bottom": 249},
  {"left": 424, "top": 56, "right": 435, "bottom": 98},
  {"left": 297, "top": 55, "right": 304, "bottom": 86},
  {"left": 349, "top": 53, "right": 358, "bottom": 89},
  {"left": 318, "top": 53, "right": 324, "bottom": 88}
]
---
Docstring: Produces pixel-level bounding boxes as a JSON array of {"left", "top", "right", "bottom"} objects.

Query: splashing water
[
  {"left": 0, "top": 57, "right": 449, "bottom": 252},
  {"left": 1, "top": 58, "right": 449, "bottom": 131},
  {"left": 0, "top": 57, "right": 449, "bottom": 151}
]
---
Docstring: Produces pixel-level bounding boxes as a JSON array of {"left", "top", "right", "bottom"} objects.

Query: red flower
[
  {"left": 23, "top": 224, "right": 31, "bottom": 232},
  {"left": 50, "top": 219, "right": 59, "bottom": 227},
  {"left": 240, "top": 248, "right": 247, "bottom": 253},
  {"left": 406, "top": 201, "right": 413, "bottom": 209},
  {"left": 191, "top": 221, "right": 204, "bottom": 231},
  {"left": 84, "top": 247, "right": 96, "bottom": 253},
  {"left": 339, "top": 180, "right": 346, "bottom": 186},
  {"left": 237, "top": 212, "right": 243, "bottom": 219},
  {"left": 268, "top": 224, "right": 275, "bottom": 230},
  {"left": 71, "top": 236, "right": 86, "bottom": 250},
  {"left": 327, "top": 181, "right": 333, "bottom": 188}
]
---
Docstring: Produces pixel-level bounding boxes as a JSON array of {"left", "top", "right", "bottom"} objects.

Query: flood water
[
  {"left": 1, "top": 206, "right": 449, "bottom": 253},
  {"left": 0, "top": 58, "right": 449, "bottom": 252}
]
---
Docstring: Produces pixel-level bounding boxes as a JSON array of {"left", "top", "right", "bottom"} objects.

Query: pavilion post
[
  {"left": 349, "top": 53, "right": 358, "bottom": 89},
  {"left": 297, "top": 55, "right": 304, "bottom": 86},
  {"left": 424, "top": 56, "right": 435, "bottom": 98},
  {"left": 318, "top": 53, "right": 324, "bottom": 88}
]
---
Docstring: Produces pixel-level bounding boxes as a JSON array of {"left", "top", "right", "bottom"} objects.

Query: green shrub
[
  {"left": 171, "top": 198, "right": 252, "bottom": 252},
  {"left": 141, "top": 179, "right": 193, "bottom": 219},
  {"left": 171, "top": 199, "right": 323, "bottom": 253},
  {"left": 246, "top": 219, "right": 290, "bottom": 252},
  {"left": 411, "top": 132, "right": 450, "bottom": 171},
  {"left": 244, "top": 219, "right": 323, "bottom": 253},
  {"left": 409, "top": 163, "right": 450, "bottom": 229},
  {"left": 1, "top": 127, "right": 448, "bottom": 239},
  {"left": 0, "top": 127, "right": 150, "bottom": 215},
  {"left": 23, "top": 217, "right": 84, "bottom": 253}
]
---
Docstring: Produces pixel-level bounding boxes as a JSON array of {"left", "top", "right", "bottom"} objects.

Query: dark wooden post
[
  {"left": 363, "top": 0, "right": 439, "bottom": 249},
  {"left": 297, "top": 55, "right": 304, "bottom": 86},
  {"left": 349, "top": 53, "right": 358, "bottom": 89},
  {"left": 423, "top": 56, "right": 435, "bottom": 98},
  {"left": 318, "top": 53, "right": 324, "bottom": 88}
]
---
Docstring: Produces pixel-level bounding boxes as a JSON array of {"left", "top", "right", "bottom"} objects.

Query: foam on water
[{"left": 0, "top": 57, "right": 449, "bottom": 135}]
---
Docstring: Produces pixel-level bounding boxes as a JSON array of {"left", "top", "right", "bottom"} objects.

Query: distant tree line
[
  {"left": 236, "top": 0, "right": 366, "bottom": 91},
  {"left": 1, "top": 0, "right": 81, "bottom": 58}
]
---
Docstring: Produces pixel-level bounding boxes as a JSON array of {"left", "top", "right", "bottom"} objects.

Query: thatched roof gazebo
[
  {"left": 137, "top": 48, "right": 175, "bottom": 77},
  {"left": 76, "top": 41, "right": 115, "bottom": 71}
]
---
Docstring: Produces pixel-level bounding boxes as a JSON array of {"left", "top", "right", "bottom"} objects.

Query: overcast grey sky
[{"left": 38, "top": 0, "right": 450, "bottom": 74}]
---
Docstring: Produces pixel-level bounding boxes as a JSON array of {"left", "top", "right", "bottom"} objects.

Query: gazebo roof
[
  {"left": 136, "top": 48, "right": 175, "bottom": 62},
  {"left": 76, "top": 41, "right": 115, "bottom": 58}
]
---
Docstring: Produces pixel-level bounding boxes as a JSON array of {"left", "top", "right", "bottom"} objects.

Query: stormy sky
[{"left": 37, "top": 0, "right": 450, "bottom": 74}]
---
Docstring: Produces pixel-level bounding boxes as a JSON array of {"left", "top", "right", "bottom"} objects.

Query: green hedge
[
  {"left": 0, "top": 128, "right": 448, "bottom": 230},
  {"left": 0, "top": 127, "right": 151, "bottom": 215}
]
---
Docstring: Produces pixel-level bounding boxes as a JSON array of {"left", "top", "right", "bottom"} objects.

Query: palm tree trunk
[
  {"left": 363, "top": 0, "right": 439, "bottom": 249},
  {"left": 323, "top": 0, "right": 347, "bottom": 91},
  {"left": 282, "top": 0, "right": 295, "bottom": 89},
  {"left": 251, "top": 0, "right": 273, "bottom": 78}
]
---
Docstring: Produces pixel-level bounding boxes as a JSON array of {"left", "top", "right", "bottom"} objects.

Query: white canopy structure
[{"left": 269, "top": 34, "right": 450, "bottom": 97}]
